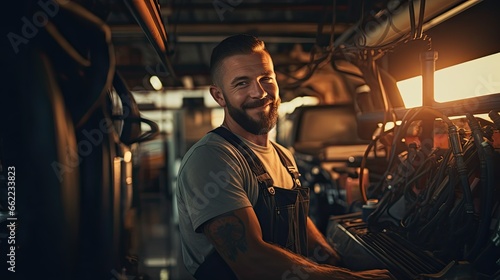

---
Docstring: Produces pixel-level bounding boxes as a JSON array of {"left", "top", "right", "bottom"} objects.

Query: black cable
[
  {"left": 466, "top": 114, "right": 495, "bottom": 260},
  {"left": 403, "top": 153, "right": 435, "bottom": 194},
  {"left": 383, "top": 107, "right": 422, "bottom": 177},
  {"left": 448, "top": 124, "right": 475, "bottom": 216},
  {"left": 369, "top": 108, "right": 419, "bottom": 198},
  {"left": 429, "top": 147, "right": 451, "bottom": 184},
  {"left": 391, "top": 148, "right": 436, "bottom": 224},
  {"left": 282, "top": 0, "right": 339, "bottom": 89},
  {"left": 447, "top": 138, "right": 477, "bottom": 234},
  {"left": 416, "top": 0, "right": 426, "bottom": 39},
  {"left": 359, "top": 133, "right": 381, "bottom": 202},
  {"left": 416, "top": 174, "right": 455, "bottom": 245},
  {"left": 414, "top": 149, "right": 469, "bottom": 244},
  {"left": 408, "top": 0, "right": 417, "bottom": 39},
  {"left": 375, "top": 64, "right": 398, "bottom": 131},
  {"left": 358, "top": 124, "right": 398, "bottom": 203},
  {"left": 420, "top": 156, "right": 451, "bottom": 214},
  {"left": 328, "top": 0, "right": 337, "bottom": 51},
  {"left": 280, "top": 0, "right": 333, "bottom": 90},
  {"left": 369, "top": 107, "right": 454, "bottom": 227},
  {"left": 281, "top": 52, "right": 331, "bottom": 89},
  {"left": 488, "top": 110, "right": 500, "bottom": 129},
  {"left": 359, "top": 65, "right": 422, "bottom": 202}
]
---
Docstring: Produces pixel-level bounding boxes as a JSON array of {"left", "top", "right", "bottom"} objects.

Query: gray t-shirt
[{"left": 176, "top": 131, "right": 297, "bottom": 275}]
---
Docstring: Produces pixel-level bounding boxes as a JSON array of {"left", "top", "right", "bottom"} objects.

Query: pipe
[
  {"left": 420, "top": 51, "right": 438, "bottom": 107},
  {"left": 358, "top": 0, "right": 481, "bottom": 48}
]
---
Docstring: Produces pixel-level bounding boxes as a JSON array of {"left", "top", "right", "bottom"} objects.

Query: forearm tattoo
[{"left": 204, "top": 212, "right": 248, "bottom": 261}]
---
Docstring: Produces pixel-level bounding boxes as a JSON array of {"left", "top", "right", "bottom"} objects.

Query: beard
[{"left": 225, "top": 96, "right": 280, "bottom": 135}]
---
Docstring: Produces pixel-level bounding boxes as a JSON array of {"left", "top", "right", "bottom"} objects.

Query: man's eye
[
  {"left": 261, "top": 77, "right": 274, "bottom": 83},
  {"left": 236, "top": 81, "right": 248, "bottom": 87}
]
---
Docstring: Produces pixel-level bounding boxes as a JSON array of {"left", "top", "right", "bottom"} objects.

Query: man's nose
[{"left": 249, "top": 81, "right": 268, "bottom": 99}]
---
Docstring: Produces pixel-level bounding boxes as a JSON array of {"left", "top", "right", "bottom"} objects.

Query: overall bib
[{"left": 194, "top": 127, "right": 310, "bottom": 280}]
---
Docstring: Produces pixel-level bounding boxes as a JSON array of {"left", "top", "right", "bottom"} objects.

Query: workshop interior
[{"left": 1, "top": 0, "right": 500, "bottom": 279}]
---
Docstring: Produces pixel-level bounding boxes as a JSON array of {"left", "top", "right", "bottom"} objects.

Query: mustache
[{"left": 242, "top": 97, "right": 276, "bottom": 109}]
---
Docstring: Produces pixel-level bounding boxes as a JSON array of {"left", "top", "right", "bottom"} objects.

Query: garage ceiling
[
  {"left": 107, "top": 0, "right": 386, "bottom": 92},
  {"left": 5, "top": 0, "right": 492, "bottom": 104}
]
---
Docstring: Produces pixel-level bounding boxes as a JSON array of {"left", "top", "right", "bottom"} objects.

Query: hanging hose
[
  {"left": 446, "top": 138, "right": 477, "bottom": 237},
  {"left": 489, "top": 110, "right": 500, "bottom": 129},
  {"left": 447, "top": 121, "right": 474, "bottom": 220},
  {"left": 466, "top": 114, "right": 496, "bottom": 260},
  {"left": 364, "top": 105, "right": 485, "bottom": 247},
  {"left": 366, "top": 107, "right": 446, "bottom": 225}
]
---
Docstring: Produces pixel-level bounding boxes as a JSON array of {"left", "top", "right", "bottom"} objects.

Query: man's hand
[
  {"left": 329, "top": 266, "right": 395, "bottom": 280},
  {"left": 309, "top": 244, "right": 342, "bottom": 266},
  {"left": 306, "top": 218, "right": 343, "bottom": 266}
]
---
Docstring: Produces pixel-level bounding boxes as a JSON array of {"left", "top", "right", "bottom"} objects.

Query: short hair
[{"left": 210, "top": 34, "right": 269, "bottom": 85}]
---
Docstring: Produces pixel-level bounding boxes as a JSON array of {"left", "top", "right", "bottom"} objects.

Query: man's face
[{"left": 214, "top": 51, "right": 280, "bottom": 135}]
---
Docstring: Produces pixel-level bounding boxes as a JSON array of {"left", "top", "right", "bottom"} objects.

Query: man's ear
[{"left": 209, "top": 85, "right": 226, "bottom": 107}]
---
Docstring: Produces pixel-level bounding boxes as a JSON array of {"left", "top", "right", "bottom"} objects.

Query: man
[{"left": 176, "top": 34, "right": 392, "bottom": 279}]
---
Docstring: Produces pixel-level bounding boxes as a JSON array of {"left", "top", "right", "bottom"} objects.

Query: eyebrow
[
  {"left": 229, "top": 71, "right": 275, "bottom": 86},
  {"left": 230, "top": 76, "right": 249, "bottom": 86},
  {"left": 260, "top": 70, "right": 274, "bottom": 77}
]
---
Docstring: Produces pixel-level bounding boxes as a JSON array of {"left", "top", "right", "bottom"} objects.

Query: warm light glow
[
  {"left": 211, "top": 108, "right": 224, "bottom": 128},
  {"left": 378, "top": 121, "right": 402, "bottom": 131},
  {"left": 279, "top": 96, "right": 320, "bottom": 115},
  {"left": 123, "top": 151, "right": 132, "bottom": 163},
  {"left": 397, "top": 52, "right": 500, "bottom": 108},
  {"left": 149, "top": 75, "right": 163, "bottom": 91},
  {"left": 396, "top": 77, "right": 422, "bottom": 108}
]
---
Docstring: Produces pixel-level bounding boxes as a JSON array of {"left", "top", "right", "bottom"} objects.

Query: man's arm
[
  {"left": 306, "top": 217, "right": 342, "bottom": 266},
  {"left": 202, "top": 206, "right": 393, "bottom": 280}
]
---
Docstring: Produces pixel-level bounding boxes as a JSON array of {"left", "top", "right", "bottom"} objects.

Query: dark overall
[{"left": 194, "top": 127, "right": 310, "bottom": 280}]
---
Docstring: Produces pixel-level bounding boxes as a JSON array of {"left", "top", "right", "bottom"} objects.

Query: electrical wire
[
  {"left": 328, "top": 0, "right": 337, "bottom": 52},
  {"left": 489, "top": 110, "right": 500, "bottom": 129},
  {"left": 406, "top": 134, "right": 479, "bottom": 257},
  {"left": 400, "top": 147, "right": 451, "bottom": 234},
  {"left": 465, "top": 114, "right": 495, "bottom": 260},
  {"left": 375, "top": 64, "right": 397, "bottom": 130},
  {"left": 281, "top": 52, "right": 331, "bottom": 89},
  {"left": 409, "top": 0, "right": 416, "bottom": 39},
  {"left": 283, "top": 0, "right": 339, "bottom": 90},
  {"left": 367, "top": 107, "right": 457, "bottom": 228},
  {"left": 358, "top": 127, "right": 395, "bottom": 202},
  {"left": 416, "top": 0, "right": 426, "bottom": 39}
]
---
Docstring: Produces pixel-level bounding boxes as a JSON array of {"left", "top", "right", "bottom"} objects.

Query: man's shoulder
[
  {"left": 181, "top": 131, "right": 240, "bottom": 163},
  {"left": 189, "top": 131, "right": 233, "bottom": 151}
]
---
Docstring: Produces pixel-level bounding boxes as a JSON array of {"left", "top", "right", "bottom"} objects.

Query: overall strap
[
  {"left": 211, "top": 127, "right": 274, "bottom": 188},
  {"left": 270, "top": 142, "right": 302, "bottom": 187}
]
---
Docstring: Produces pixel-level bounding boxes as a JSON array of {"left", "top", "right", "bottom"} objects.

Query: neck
[{"left": 222, "top": 120, "right": 269, "bottom": 147}]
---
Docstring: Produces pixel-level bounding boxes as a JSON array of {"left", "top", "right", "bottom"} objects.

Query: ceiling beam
[
  {"left": 159, "top": 3, "right": 347, "bottom": 15},
  {"left": 111, "top": 22, "right": 352, "bottom": 37}
]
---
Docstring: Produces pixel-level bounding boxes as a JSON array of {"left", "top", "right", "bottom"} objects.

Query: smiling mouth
[
  {"left": 244, "top": 100, "right": 272, "bottom": 109},
  {"left": 247, "top": 103, "right": 271, "bottom": 111}
]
